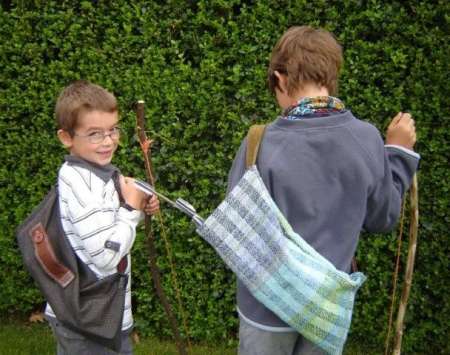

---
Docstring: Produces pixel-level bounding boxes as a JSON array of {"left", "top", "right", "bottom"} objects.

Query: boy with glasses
[{"left": 46, "top": 80, "right": 159, "bottom": 354}]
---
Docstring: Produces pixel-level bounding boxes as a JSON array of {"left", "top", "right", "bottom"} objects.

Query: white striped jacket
[{"left": 45, "top": 161, "right": 143, "bottom": 331}]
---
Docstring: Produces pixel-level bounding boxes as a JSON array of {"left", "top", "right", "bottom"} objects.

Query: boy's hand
[
  {"left": 385, "top": 112, "right": 416, "bottom": 149},
  {"left": 120, "top": 176, "right": 147, "bottom": 210},
  {"left": 143, "top": 195, "right": 160, "bottom": 216}
]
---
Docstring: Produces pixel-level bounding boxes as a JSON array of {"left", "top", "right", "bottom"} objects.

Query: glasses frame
[{"left": 73, "top": 127, "right": 121, "bottom": 144}]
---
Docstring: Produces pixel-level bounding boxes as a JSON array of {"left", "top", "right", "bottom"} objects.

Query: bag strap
[
  {"left": 111, "top": 172, "right": 129, "bottom": 273},
  {"left": 246, "top": 124, "right": 266, "bottom": 168}
]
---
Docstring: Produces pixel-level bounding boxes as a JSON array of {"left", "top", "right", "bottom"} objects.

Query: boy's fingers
[
  {"left": 144, "top": 196, "right": 160, "bottom": 214},
  {"left": 401, "top": 112, "right": 411, "bottom": 120},
  {"left": 390, "top": 112, "right": 403, "bottom": 127},
  {"left": 145, "top": 195, "right": 157, "bottom": 205},
  {"left": 399, "top": 113, "right": 413, "bottom": 124},
  {"left": 394, "top": 112, "right": 416, "bottom": 130},
  {"left": 401, "top": 115, "right": 415, "bottom": 130},
  {"left": 149, "top": 199, "right": 159, "bottom": 209}
]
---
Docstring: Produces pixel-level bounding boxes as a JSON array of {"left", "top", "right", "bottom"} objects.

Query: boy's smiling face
[{"left": 58, "top": 110, "right": 120, "bottom": 166}]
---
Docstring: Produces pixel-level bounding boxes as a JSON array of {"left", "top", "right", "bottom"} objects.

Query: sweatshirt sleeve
[
  {"left": 363, "top": 145, "right": 420, "bottom": 233},
  {"left": 58, "top": 165, "right": 144, "bottom": 271}
]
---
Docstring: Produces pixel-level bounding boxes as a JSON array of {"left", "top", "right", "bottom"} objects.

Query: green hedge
[{"left": 1, "top": 1, "right": 448, "bottom": 353}]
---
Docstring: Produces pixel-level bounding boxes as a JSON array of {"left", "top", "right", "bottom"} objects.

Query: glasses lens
[
  {"left": 86, "top": 128, "right": 121, "bottom": 143},
  {"left": 110, "top": 127, "right": 121, "bottom": 139},
  {"left": 89, "top": 132, "right": 105, "bottom": 144}
]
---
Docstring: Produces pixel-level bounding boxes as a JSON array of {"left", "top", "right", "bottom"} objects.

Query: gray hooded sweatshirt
[{"left": 227, "top": 110, "right": 420, "bottom": 330}]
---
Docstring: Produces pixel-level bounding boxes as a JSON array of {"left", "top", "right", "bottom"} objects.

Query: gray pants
[
  {"left": 48, "top": 318, "right": 133, "bottom": 355},
  {"left": 238, "top": 317, "right": 325, "bottom": 355}
]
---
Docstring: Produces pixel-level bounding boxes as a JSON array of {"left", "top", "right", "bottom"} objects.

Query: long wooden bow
[
  {"left": 135, "top": 101, "right": 189, "bottom": 355},
  {"left": 385, "top": 174, "right": 419, "bottom": 354}
]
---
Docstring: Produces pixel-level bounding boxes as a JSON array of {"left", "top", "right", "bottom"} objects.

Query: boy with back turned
[{"left": 227, "top": 26, "right": 420, "bottom": 354}]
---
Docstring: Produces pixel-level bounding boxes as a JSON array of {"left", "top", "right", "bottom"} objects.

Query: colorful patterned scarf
[{"left": 283, "top": 96, "right": 345, "bottom": 120}]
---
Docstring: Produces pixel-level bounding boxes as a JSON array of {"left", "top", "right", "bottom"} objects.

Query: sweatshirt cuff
[{"left": 385, "top": 145, "right": 421, "bottom": 160}]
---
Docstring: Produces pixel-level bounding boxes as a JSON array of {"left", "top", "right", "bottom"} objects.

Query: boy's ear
[
  {"left": 274, "top": 70, "right": 288, "bottom": 93},
  {"left": 57, "top": 129, "right": 73, "bottom": 148}
]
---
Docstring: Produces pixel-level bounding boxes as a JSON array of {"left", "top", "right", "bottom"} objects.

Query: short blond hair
[
  {"left": 268, "top": 26, "right": 343, "bottom": 96},
  {"left": 55, "top": 80, "right": 117, "bottom": 132}
]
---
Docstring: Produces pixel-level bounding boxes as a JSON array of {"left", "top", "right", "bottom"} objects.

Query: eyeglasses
[{"left": 73, "top": 127, "right": 121, "bottom": 144}]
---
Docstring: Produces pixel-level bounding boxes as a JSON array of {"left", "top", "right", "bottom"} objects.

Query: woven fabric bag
[{"left": 196, "top": 125, "right": 366, "bottom": 355}]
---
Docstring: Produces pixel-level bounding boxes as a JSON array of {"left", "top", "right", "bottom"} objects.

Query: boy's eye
[{"left": 88, "top": 131, "right": 104, "bottom": 139}]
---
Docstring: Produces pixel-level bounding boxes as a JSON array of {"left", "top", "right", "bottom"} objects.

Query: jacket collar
[
  {"left": 273, "top": 110, "right": 355, "bottom": 130},
  {"left": 64, "top": 155, "right": 120, "bottom": 183}
]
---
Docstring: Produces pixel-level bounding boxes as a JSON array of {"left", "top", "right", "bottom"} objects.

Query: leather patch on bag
[{"left": 30, "top": 223, "right": 75, "bottom": 288}]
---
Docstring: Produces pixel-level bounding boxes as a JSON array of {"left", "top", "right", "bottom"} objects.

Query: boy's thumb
[{"left": 119, "top": 175, "right": 128, "bottom": 188}]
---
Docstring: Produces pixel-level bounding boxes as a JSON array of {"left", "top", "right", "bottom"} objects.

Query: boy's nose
[{"left": 102, "top": 134, "right": 115, "bottom": 145}]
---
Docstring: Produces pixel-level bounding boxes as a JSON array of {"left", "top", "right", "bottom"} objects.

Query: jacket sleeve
[
  {"left": 363, "top": 145, "right": 420, "bottom": 233},
  {"left": 59, "top": 165, "right": 143, "bottom": 271}
]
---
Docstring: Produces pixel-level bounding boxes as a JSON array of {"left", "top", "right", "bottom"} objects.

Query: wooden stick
[
  {"left": 384, "top": 199, "right": 406, "bottom": 355},
  {"left": 393, "top": 174, "right": 419, "bottom": 355},
  {"left": 135, "top": 101, "right": 188, "bottom": 355}
]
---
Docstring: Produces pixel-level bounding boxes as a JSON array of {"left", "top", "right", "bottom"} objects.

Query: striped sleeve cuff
[
  {"left": 385, "top": 145, "right": 421, "bottom": 160},
  {"left": 118, "top": 207, "right": 144, "bottom": 224}
]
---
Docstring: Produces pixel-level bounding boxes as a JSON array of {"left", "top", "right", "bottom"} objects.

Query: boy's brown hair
[
  {"left": 55, "top": 80, "right": 118, "bottom": 133},
  {"left": 268, "top": 26, "right": 343, "bottom": 96}
]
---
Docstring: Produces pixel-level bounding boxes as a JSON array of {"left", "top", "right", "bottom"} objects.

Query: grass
[
  {"left": 0, "top": 318, "right": 235, "bottom": 355},
  {"left": 0, "top": 318, "right": 375, "bottom": 355}
]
